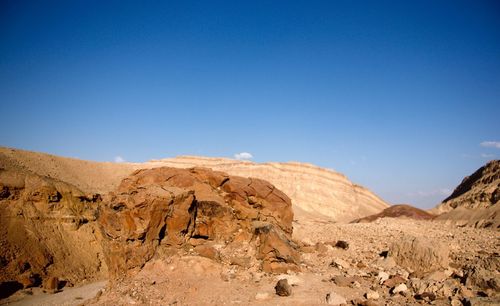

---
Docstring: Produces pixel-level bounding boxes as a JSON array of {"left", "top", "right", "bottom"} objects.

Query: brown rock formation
[
  {"left": 98, "top": 167, "right": 300, "bottom": 278},
  {"left": 351, "top": 204, "right": 435, "bottom": 223},
  {"left": 432, "top": 160, "right": 500, "bottom": 229}
]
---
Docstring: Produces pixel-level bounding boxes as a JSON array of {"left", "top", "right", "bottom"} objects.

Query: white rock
[
  {"left": 450, "top": 298, "right": 462, "bottom": 306},
  {"left": 378, "top": 271, "right": 390, "bottom": 284},
  {"left": 332, "top": 258, "right": 350, "bottom": 270},
  {"left": 252, "top": 272, "right": 263, "bottom": 282},
  {"left": 326, "top": 291, "right": 347, "bottom": 305},
  {"left": 444, "top": 268, "right": 454, "bottom": 277},
  {"left": 350, "top": 281, "right": 361, "bottom": 288},
  {"left": 365, "top": 290, "right": 380, "bottom": 300},
  {"left": 426, "top": 270, "right": 448, "bottom": 282},
  {"left": 276, "top": 274, "right": 302, "bottom": 286},
  {"left": 392, "top": 283, "right": 408, "bottom": 294},
  {"left": 255, "top": 292, "right": 270, "bottom": 300},
  {"left": 374, "top": 256, "right": 397, "bottom": 269},
  {"left": 302, "top": 238, "right": 314, "bottom": 246},
  {"left": 400, "top": 270, "right": 410, "bottom": 280}
]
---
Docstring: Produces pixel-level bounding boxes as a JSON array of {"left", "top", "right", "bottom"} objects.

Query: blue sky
[{"left": 1, "top": 1, "right": 499, "bottom": 208}]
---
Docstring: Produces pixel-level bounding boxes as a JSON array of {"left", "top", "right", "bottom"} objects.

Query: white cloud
[
  {"left": 410, "top": 188, "right": 452, "bottom": 197},
  {"left": 439, "top": 188, "right": 452, "bottom": 196},
  {"left": 114, "top": 156, "right": 126, "bottom": 163},
  {"left": 481, "top": 153, "right": 495, "bottom": 158},
  {"left": 480, "top": 141, "right": 500, "bottom": 149},
  {"left": 234, "top": 152, "right": 253, "bottom": 160}
]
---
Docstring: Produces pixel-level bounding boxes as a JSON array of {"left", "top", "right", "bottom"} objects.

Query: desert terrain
[{"left": 0, "top": 147, "right": 498, "bottom": 306}]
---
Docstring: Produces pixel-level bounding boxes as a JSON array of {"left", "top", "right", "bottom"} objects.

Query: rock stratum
[
  {"left": 146, "top": 156, "right": 390, "bottom": 222},
  {"left": 433, "top": 160, "right": 500, "bottom": 229}
]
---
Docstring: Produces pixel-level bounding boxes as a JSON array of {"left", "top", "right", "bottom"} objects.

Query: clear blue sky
[{"left": 1, "top": 1, "right": 499, "bottom": 208}]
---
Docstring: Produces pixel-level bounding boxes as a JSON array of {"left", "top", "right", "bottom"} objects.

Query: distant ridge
[{"left": 0, "top": 147, "right": 389, "bottom": 223}]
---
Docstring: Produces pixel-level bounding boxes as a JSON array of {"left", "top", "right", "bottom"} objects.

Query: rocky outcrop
[
  {"left": 0, "top": 167, "right": 107, "bottom": 288},
  {"left": 433, "top": 160, "right": 500, "bottom": 229},
  {"left": 351, "top": 204, "right": 435, "bottom": 223},
  {"left": 145, "top": 156, "right": 390, "bottom": 222},
  {"left": 435, "top": 160, "right": 500, "bottom": 213},
  {"left": 98, "top": 167, "right": 300, "bottom": 278}
]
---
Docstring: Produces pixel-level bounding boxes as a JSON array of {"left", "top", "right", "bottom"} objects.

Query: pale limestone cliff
[{"left": 145, "top": 156, "right": 390, "bottom": 222}]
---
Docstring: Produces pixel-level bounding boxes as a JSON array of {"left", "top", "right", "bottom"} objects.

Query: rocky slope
[
  {"left": 0, "top": 167, "right": 107, "bottom": 290},
  {"left": 435, "top": 160, "right": 500, "bottom": 213},
  {"left": 146, "top": 156, "right": 390, "bottom": 222},
  {"left": 433, "top": 160, "right": 500, "bottom": 229},
  {"left": 0, "top": 147, "right": 135, "bottom": 194}
]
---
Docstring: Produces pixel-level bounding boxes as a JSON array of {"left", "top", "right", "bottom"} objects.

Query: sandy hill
[
  {"left": 146, "top": 156, "right": 390, "bottom": 222},
  {"left": 0, "top": 147, "right": 390, "bottom": 223},
  {"left": 0, "top": 147, "right": 135, "bottom": 194},
  {"left": 432, "top": 160, "right": 500, "bottom": 229}
]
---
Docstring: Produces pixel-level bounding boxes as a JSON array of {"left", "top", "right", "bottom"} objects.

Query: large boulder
[
  {"left": 389, "top": 236, "right": 449, "bottom": 274},
  {"left": 98, "top": 167, "right": 299, "bottom": 278}
]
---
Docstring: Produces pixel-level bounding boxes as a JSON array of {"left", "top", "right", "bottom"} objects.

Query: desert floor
[{"left": 4, "top": 218, "right": 497, "bottom": 306}]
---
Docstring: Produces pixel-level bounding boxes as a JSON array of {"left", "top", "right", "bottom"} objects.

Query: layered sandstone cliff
[{"left": 146, "top": 156, "right": 390, "bottom": 222}]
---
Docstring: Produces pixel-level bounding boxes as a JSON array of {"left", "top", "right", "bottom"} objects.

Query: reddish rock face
[{"left": 98, "top": 167, "right": 299, "bottom": 278}]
